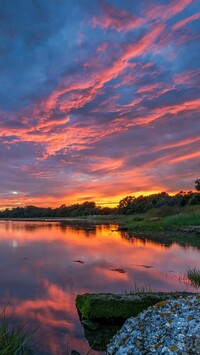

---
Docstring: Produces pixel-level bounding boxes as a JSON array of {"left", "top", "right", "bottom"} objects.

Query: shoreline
[
  {"left": 0, "top": 215, "right": 200, "bottom": 248},
  {"left": 0, "top": 217, "right": 91, "bottom": 222}
]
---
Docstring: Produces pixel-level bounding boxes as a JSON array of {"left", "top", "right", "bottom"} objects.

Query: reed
[
  {"left": 0, "top": 309, "right": 35, "bottom": 354},
  {"left": 187, "top": 267, "right": 200, "bottom": 288}
]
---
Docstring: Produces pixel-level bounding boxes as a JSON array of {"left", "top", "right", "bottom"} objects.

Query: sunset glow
[{"left": 0, "top": 0, "right": 200, "bottom": 208}]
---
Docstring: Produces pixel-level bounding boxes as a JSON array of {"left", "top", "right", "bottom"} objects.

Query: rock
[
  {"left": 76, "top": 292, "right": 195, "bottom": 321},
  {"left": 111, "top": 268, "right": 126, "bottom": 273},
  {"left": 81, "top": 319, "right": 100, "bottom": 330},
  {"left": 82, "top": 323, "right": 121, "bottom": 351},
  {"left": 147, "top": 217, "right": 160, "bottom": 221},
  {"left": 106, "top": 295, "right": 200, "bottom": 354}
]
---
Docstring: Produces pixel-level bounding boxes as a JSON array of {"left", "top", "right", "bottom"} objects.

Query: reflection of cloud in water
[
  {"left": 0, "top": 221, "right": 199, "bottom": 353},
  {"left": 1, "top": 282, "right": 88, "bottom": 355}
]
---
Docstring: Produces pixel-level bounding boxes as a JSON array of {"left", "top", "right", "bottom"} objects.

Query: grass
[
  {"left": 187, "top": 267, "right": 200, "bottom": 288},
  {"left": 162, "top": 213, "right": 200, "bottom": 227},
  {"left": 120, "top": 206, "right": 200, "bottom": 232},
  {"left": 0, "top": 309, "right": 35, "bottom": 355},
  {"left": 117, "top": 207, "right": 200, "bottom": 249},
  {"left": 125, "top": 281, "right": 152, "bottom": 294}
]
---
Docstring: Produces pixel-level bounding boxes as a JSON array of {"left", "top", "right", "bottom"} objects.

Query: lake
[{"left": 0, "top": 220, "right": 199, "bottom": 354}]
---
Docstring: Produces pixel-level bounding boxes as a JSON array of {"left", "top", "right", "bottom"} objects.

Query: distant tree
[
  {"left": 118, "top": 196, "right": 135, "bottom": 214},
  {"left": 195, "top": 179, "right": 200, "bottom": 191},
  {"left": 188, "top": 193, "right": 200, "bottom": 205},
  {"left": 1, "top": 190, "right": 200, "bottom": 219},
  {"left": 118, "top": 196, "right": 134, "bottom": 209}
]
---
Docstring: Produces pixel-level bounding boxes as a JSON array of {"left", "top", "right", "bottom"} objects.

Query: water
[{"left": 0, "top": 220, "right": 199, "bottom": 354}]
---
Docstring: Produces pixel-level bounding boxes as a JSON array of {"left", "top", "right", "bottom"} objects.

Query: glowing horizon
[{"left": 0, "top": 0, "right": 199, "bottom": 209}]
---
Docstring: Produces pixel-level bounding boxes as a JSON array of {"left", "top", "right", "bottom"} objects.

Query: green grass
[
  {"left": 124, "top": 213, "right": 200, "bottom": 231},
  {"left": 121, "top": 207, "right": 200, "bottom": 232},
  {"left": 117, "top": 207, "right": 200, "bottom": 248},
  {"left": 162, "top": 213, "right": 200, "bottom": 227},
  {"left": 0, "top": 310, "right": 35, "bottom": 355},
  {"left": 125, "top": 282, "right": 152, "bottom": 294},
  {"left": 187, "top": 267, "right": 200, "bottom": 288}
]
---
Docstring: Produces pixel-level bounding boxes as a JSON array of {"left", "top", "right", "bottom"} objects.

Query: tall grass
[
  {"left": 162, "top": 213, "right": 200, "bottom": 227},
  {"left": 124, "top": 281, "right": 152, "bottom": 294},
  {"left": 187, "top": 267, "right": 200, "bottom": 288},
  {"left": 0, "top": 309, "right": 35, "bottom": 354},
  {"left": 123, "top": 208, "right": 200, "bottom": 232}
]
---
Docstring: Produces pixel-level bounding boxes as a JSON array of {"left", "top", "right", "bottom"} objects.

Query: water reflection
[{"left": 0, "top": 221, "right": 199, "bottom": 354}]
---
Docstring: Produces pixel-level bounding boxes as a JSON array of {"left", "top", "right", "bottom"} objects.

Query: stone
[{"left": 76, "top": 292, "right": 195, "bottom": 321}]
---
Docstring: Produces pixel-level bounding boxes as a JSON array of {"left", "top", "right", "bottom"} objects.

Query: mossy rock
[
  {"left": 83, "top": 323, "right": 121, "bottom": 351},
  {"left": 76, "top": 292, "right": 195, "bottom": 321}
]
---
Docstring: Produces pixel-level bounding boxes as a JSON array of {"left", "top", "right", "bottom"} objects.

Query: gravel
[{"left": 106, "top": 295, "right": 200, "bottom": 354}]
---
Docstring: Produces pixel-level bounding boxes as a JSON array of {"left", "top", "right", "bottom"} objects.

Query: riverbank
[
  {"left": 1, "top": 206, "right": 200, "bottom": 229},
  {"left": 121, "top": 212, "right": 200, "bottom": 234},
  {"left": 116, "top": 208, "right": 200, "bottom": 249},
  {"left": 1, "top": 207, "right": 200, "bottom": 249}
]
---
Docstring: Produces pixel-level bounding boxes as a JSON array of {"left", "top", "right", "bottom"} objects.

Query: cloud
[
  {"left": 173, "top": 12, "right": 200, "bottom": 30},
  {"left": 0, "top": 0, "right": 199, "bottom": 207},
  {"left": 145, "top": 0, "right": 193, "bottom": 21},
  {"left": 92, "top": 1, "right": 144, "bottom": 32}
]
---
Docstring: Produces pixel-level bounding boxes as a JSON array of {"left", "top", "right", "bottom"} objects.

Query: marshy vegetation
[
  {"left": 122, "top": 205, "right": 200, "bottom": 231},
  {"left": 187, "top": 267, "right": 200, "bottom": 288},
  {"left": 0, "top": 309, "right": 35, "bottom": 355}
]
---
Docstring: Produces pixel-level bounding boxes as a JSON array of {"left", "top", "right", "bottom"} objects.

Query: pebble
[{"left": 106, "top": 295, "right": 200, "bottom": 354}]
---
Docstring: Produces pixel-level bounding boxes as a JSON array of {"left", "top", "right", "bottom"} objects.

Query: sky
[{"left": 0, "top": 0, "right": 200, "bottom": 209}]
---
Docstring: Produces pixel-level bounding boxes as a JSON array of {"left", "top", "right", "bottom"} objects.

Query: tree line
[
  {"left": 117, "top": 191, "right": 200, "bottom": 215},
  {"left": 0, "top": 201, "right": 114, "bottom": 218},
  {"left": 0, "top": 190, "right": 199, "bottom": 218}
]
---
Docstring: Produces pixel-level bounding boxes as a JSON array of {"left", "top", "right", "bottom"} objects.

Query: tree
[
  {"left": 118, "top": 196, "right": 134, "bottom": 209},
  {"left": 195, "top": 179, "right": 200, "bottom": 191}
]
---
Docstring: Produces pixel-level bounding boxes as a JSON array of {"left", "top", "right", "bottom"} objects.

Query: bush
[{"left": 147, "top": 206, "right": 181, "bottom": 218}]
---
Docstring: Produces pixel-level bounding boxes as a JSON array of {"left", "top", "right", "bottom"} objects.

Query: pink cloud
[
  {"left": 173, "top": 12, "right": 200, "bottom": 30},
  {"left": 24, "top": 22, "right": 165, "bottom": 157},
  {"left": 96, "top": 42, "right": 109, "bottom": 52},
  {"left": 92, "top": 1, "right": 144, "bottom": 32},
  {"left": 137, "top": 83, "right": 161, "bottom": 94},
  {"left": 173, "top": 70, "right": 200, "bottom": 86},
  {"left": 145, "top": 0, "right": 193, "bottom": 21}
]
